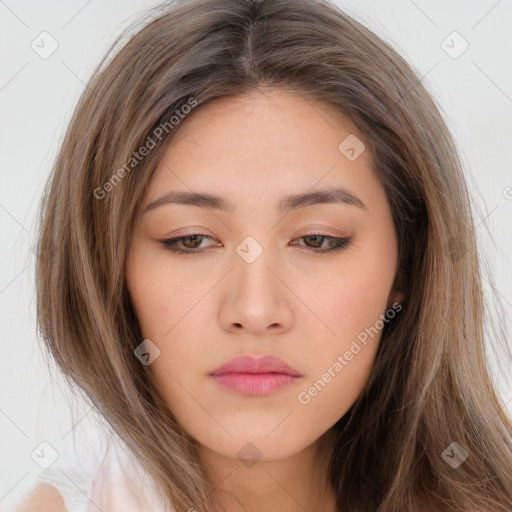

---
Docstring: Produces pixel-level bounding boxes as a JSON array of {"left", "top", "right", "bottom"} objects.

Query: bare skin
[
  {"left": 15, "top": 483, "right": 67, "bottom": 512},
  {"left": 126, "top": 87, "right": 404, "bottom": 512}
]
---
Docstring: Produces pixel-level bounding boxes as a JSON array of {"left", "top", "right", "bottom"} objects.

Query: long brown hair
[{"left": 35, "top": 0, "right": 512, "bottom": 510}]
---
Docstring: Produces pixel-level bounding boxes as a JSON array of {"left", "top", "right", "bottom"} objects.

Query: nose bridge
[
  {"left": 219, "top": 234, "right": 294, "bottom": 333},
  {"left": 233, "top": 234, "right": 281, "bottom": 301}
]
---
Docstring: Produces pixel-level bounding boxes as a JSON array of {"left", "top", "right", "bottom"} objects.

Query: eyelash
[{"left": 159, "top": 233, "right": 351, "bottom": 255}]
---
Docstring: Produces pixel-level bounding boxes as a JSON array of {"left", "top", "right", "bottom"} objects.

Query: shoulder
[
  {"left": 15, "top": 427, "right": 112, "bottom": 512},
  {"left": 14, "top": 483, "right": 67, "bottom": 512}
]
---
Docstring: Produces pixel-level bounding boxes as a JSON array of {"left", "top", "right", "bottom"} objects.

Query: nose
[{"left": 218, "top": 245, "right": 294, "bottom": 336}]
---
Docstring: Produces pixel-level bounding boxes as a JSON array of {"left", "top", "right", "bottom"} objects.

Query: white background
[{"left": 1, "top": 0, "right": 511, "bottom": 509}]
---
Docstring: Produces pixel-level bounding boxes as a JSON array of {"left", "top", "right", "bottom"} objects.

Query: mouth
[
  {"left": 209, "top": 354, "right": 303, "bottom": 396},
  {"left": 210, "top": 372, "right": 301, "bottom": 396}
]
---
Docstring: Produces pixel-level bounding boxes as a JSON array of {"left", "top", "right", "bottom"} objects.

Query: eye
[
  {"left": 159, "top": 233, "right": 351, "bottom": 255},
  {"left": 290, "top": 234, "right": 351, "bottom": 253},
  {"left": 160, "top": 234, "right": 219, "bottom": 255}
]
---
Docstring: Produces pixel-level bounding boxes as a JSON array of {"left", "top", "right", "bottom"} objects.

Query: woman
[{"left": 20, "top": 0, "right": 512, "bottom": 510}]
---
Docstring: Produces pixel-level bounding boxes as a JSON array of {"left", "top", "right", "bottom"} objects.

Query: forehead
[
  {"left": 143, "top": 88, "right": 381, "bottom": 216},
  {"left": 170, "top": 87, "right": 361, "bottom": 151}
]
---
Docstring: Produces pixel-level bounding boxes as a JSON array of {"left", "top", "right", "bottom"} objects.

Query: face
[{"left": 126, "top": 88, "right": 404, "bottom": 463}]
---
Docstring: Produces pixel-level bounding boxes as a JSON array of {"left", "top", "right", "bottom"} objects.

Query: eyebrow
[{"left": 143, "top": 186, "right": 367, "bottom": 215}]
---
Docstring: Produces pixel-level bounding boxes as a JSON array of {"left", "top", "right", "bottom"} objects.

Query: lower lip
[{"left": 210, "top": 372, "right": 300, "bottom": 396}]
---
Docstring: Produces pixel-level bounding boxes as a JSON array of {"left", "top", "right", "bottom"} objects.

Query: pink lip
[{"left": 209, "top": 355, "right": 302, "bottom": 396}]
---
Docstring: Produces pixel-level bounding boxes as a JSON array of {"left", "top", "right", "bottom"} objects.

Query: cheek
[
  {"left": 126, "top": 247, "right": 198, "bottom": 339},
  {"left": 126, "top": 248, "right": 209, "bottom": 395},
  {"left": 306, "top": 264, "right": 393, "bottom": 350},
  {"left": 291, "top": 278, "right": 390, "bottom": 430},
  {"left": 296, "top": 258, "right": 395, "bottom": 408},
  {"left": 305, "top": 287, "right": 383, "bottom": 389}
]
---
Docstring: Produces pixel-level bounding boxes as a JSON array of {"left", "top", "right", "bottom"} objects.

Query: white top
[{"left": 32, "top": 428, "right": 172, "bottom": 512}]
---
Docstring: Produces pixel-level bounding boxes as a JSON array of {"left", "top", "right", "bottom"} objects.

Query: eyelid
[
  {"left": 298, "top": 226, "right": 346, "bottom": 237},
  {"left": 161, "top": 227, "right": 216, "bottom": 238}
]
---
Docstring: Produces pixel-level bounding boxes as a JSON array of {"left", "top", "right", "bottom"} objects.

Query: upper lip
[{"left": 210, "top": 355, "right": 302, "bottom": 377}]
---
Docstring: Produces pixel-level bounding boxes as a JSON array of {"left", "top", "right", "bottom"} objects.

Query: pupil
[
  {"left": 306, "top": 235, "right": 322, "bottom": 247},
  {"left": 184, "top": 235, "right": 201, "bottom": 248}
]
